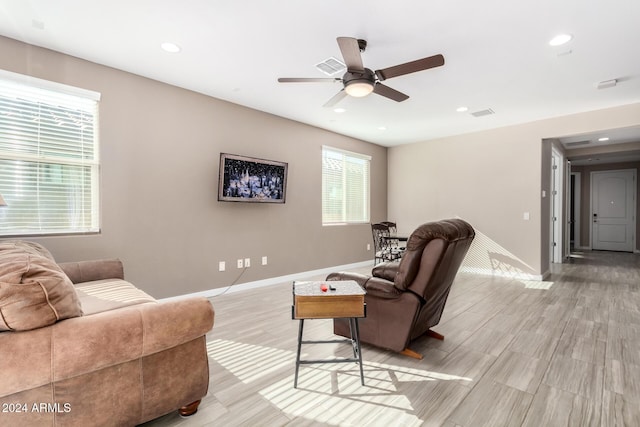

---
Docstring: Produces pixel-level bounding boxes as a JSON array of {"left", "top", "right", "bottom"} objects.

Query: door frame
[
  {"left": 551, "top": 147, "right": 564, "bottom": 263},
  {"left": 570, "top": 171, "right": 581, "bottom": 250}
]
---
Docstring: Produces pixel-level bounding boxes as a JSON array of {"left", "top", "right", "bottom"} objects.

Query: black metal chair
[
  {"left": 371, "top": 223, "right": 402, "bottom": 265},
  {"left": 381, "top": 221, "right": 406, "bottom": 253}
]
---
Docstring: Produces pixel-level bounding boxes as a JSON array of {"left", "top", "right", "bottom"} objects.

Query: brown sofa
[
  {"left": 327, "top": 218, "right": 474, "bottom": 358},
  {"left": 0, "top": 241, "right": 214, "bottom": 426}
]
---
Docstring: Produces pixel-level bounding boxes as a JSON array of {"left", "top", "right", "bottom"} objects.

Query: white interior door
[{"left": 591, "top": 169, "right": 636, "bottom": 252}]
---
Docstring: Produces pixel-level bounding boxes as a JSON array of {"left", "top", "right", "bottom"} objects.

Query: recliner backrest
[{"left": 394, "top": 219, "right": 475, "bottom": 301}]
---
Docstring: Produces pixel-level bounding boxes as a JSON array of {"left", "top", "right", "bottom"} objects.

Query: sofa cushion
[
  {"left": 0, "top": 241, "right": 83, "bottom": 332},
  {"left": 76, "top": 279, "right": 156, "bottom": 316}
]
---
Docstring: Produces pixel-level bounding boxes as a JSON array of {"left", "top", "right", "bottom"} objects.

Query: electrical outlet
[
  {"left": 218, "top": 261, "right": 225, "bottom": 272},
  {"left": 237, "top": 259, "right": 243, "bottom": 268},
  {"left": 262, "top": 256, "right": 268, "bottom": 265},
  {"left": 367, "top": 243, "right": 371, "bottom": 251},
  {"left": 244, "top": 257, "right": 250, "bottom": 267}
]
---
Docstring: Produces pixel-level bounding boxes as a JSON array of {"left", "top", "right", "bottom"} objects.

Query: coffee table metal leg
[
  {"left": 294, "top": 319, "right": 304, "bottom": 388},
  {"left": 348, "top": 318, "right": 356, "bottom": 358},
  {"left": 354, "top": 318, "right": 364, "bottom": 385},
  {"left": 348, "top": 318, "right": 365, "bottom": 386}
]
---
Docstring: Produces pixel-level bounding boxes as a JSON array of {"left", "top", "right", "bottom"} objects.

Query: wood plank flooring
[{"left": 140, "top": 250, "right": 640, "bottom": 426}]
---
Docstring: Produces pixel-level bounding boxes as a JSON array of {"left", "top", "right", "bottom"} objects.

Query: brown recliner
[{"left": 327, "top": 218, "right": 475, "bottom": 358}]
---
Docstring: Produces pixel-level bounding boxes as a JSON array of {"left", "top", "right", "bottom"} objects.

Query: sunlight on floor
[
  {"left": 208, "top": 339, "right": 473, "bottom": 426},
  {"left": 520, "top": 279, "right": 554, "bottom": 290},
  {"left": 260, "top": 365, "right": 421, "bottom": 426},
  {"left": 461, "top": 226, "right": 541, "bottom": 280},
  {"left": 207, "top": 339, "right": 294, "bottom": 384}
]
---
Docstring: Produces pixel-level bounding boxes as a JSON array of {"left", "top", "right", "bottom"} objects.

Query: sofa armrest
[
  {"left": 0, "top": 297, "right": 214, "bottom": 397},
  {"left": 54, "top": 297, "right": 214, "bottom": 379},
  {"left": 58, "top": 259, "right": 124, "bottom": 284}
]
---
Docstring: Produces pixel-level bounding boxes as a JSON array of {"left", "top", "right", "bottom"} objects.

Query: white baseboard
[
  {"left": 573, "top": 246, "right": 639, "bottom": 254},
  {"left": 164, "top": 260, "right": 551, "bottom": 303},
  {"left": 160, "top": 260, "right": 373, "bottom": 302}
]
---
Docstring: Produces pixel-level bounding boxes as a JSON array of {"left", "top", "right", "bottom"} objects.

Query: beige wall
[
  {"left": 388, "top": 103, "right": 640, "bottom": 277},
  {"left": 0, "top": 36, "right": 387, "bottom": 298}
]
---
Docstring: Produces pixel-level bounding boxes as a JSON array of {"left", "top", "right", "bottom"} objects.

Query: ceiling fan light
[{"left": 345, "top": 81, "right": 374, "bottom": 97}]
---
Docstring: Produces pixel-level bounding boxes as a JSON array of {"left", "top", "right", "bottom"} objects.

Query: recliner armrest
[
  {"left": 326, "top": 272, "right": 402, "bottom": 299},
  {"left": 372, "top": 261, "right": 400, "bottom": 282},
  {"left": 362, "top": 277, "right": 402, "bottom": 299},
  {"left": 326, "top": 271, "right": 370, "bottom": 288}
]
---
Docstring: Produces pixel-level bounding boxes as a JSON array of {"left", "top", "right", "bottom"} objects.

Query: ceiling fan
[{"left": 278, "top": 37, "right": 444, "bottom": 107}]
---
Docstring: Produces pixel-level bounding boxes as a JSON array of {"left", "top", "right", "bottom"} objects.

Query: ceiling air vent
[
  {"left": 315, "top": 57, "right": 346, "bottom": 76},
  {"left": 471, "top": 108, "right": 495, "bottom": 117},
  {"left": 565, "top": 140, "right": 591, "bottom": 147}
]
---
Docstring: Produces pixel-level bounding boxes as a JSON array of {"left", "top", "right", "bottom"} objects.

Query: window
[
  {"left": 322, "top": 146, "right": 370, "bottom": 225},
  {"left": 0, "top": 71, "right": 100, "bottom": 236}
]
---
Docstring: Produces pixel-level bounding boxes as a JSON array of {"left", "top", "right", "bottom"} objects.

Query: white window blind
[
  {"left": 322, "top": 146, "right": 370, "bottom": 225},
  {"left": 0, "top": 71, "right": 100, "bottom": 236}
]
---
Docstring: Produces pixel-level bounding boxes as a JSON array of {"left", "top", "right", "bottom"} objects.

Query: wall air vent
[
  {"left": 471, "top": 108, "right": 495, "bottom": 117},
  {"left": 315, "top": 57, "right": 346, "bottom": 76},
  {"left": 565, "top": 140, "right": 591, "bottom": 147}
]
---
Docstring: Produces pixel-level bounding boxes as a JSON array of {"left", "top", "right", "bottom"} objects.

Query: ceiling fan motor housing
[{"left": 343, "top": 68, "right": 376, "bottom": 96}]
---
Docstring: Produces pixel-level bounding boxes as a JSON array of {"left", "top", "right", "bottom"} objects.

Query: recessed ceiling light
[
  {"left": 161, "top": 42, "right": 181, "bottom": 53},
  {"left": 598, "top": 137, "right": 609, "bottom": 142},
  {"left": 32, "top": 19, "right": 45, "bottom": 30},
  {"left": 333, "top": 108, "right": 346, "bottom": 113},
  {"left": 549, "top": 34, "right": 572, "bottom": 46},
  {"left": 378, "top": 126, "right": 387, "bottom": 131},
  {"left": 456, "top": 106, "right": 468, "bottom": 112}
]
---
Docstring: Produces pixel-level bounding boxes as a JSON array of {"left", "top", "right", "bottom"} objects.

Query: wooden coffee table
[{"left": 292, "top": 280, "right": 366, "bottom": 388}]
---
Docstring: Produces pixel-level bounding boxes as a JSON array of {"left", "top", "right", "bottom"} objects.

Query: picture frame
[{"left": 218, "top": 153, "right": 288, "bottom": 203}]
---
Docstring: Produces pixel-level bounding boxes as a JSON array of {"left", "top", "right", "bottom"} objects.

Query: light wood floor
[{"left": 141, "top": 250, "right": 640, "bottom": 426}]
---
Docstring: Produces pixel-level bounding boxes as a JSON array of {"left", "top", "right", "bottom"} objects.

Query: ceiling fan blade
[
  {"left": 337, "top": 37, "right": 364, "bottom": 73},
  {"left": 373, "top": 83, "right": 409, "bottom": 102},
  {"left": 278, "top": 77, "right": 341, "bottom": 83},
  {"left": 375, "top": 54, "right": 445, "bottom": 81},
  {"left": 323, "top": 90, "right": 347, "bottom": 108}
]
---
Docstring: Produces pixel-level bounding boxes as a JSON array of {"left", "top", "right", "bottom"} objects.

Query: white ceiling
[
  {"left": 558, "top": 126, "right": 640, "bottom": 165},
  {"left": 1, "top": 0, "right": 639, "bottom": 148}
]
